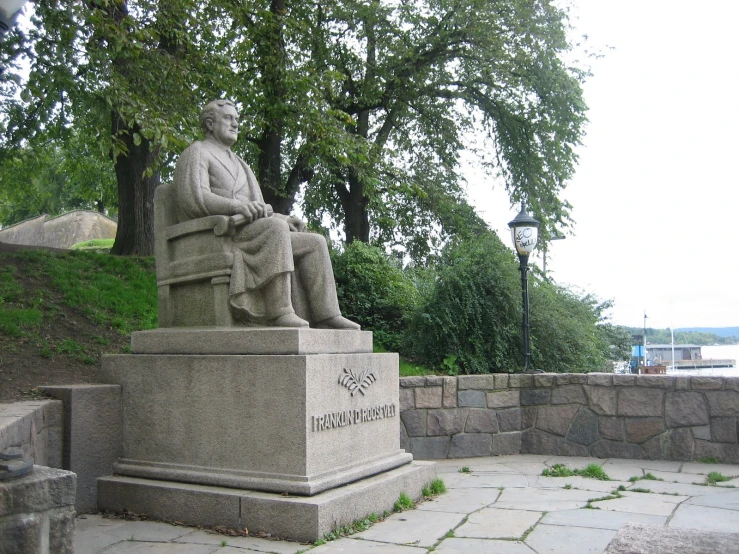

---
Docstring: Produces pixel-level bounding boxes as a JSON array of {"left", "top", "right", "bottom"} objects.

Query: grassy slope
[{"left": 0, "top": 249, "right": 431, "bottom": 401}]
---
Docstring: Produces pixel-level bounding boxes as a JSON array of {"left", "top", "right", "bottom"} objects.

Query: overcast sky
[{"left": 468, "top": 0, "right": 739, "bottom": 331}]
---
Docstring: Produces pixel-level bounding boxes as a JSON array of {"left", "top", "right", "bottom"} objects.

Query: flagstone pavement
[{"left": 75, "top": 455, "right": 739, "bottom": 553}]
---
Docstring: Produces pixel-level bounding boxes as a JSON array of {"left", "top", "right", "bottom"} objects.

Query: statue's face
[{"left": 208, "top": 104, "right": 239, "bottom": 147}]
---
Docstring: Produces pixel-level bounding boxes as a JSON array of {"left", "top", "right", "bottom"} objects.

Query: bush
[
  {"left": 331, "top": 241, "right": 419, "bottom": 351},
  {"left": 406, "top": 232, "right": 522, "bottom": 373}
]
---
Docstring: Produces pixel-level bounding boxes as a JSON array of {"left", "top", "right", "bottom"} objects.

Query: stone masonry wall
[{"left": 400, "top": 373, "right": 739, "bottom": 463}]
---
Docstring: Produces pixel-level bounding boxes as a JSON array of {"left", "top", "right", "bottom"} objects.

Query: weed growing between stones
[
  {"left": 542, "top": 463, "right": 611, "bottom": 481},
  {"left": 630, "top": 487, "right": 651, "bottom": 493},
  {"left": 563, "top": 484, "right": 572, "bottom": 489},
  {"left": 629, "top": 473, "right": 663, "bottom": 483},
  {"left": 312, "top": 513, "right": 384, "bottom": 546},
  {"left": 459, "top": 466, "right": 471, "bottom": 473},
  {"left": 706, "top": 472, "right": 736, "bottom": 485},
  {"left": 699, "top": 457, "right": 721, "bottom": 464},
  {"left": 394, "top": 492, "right": 415, "bottom": 512},
  {"left": 423, "top": 478, "right": 447, "bottom": 497}
]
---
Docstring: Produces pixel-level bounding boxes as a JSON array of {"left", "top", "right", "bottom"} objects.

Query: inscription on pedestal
[{"left": 312, "top": 403, "right": 397, "bottom": 432}]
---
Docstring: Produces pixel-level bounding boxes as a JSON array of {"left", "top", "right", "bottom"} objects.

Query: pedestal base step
[{"left": 98, "top": 461, "right": 436, "bottom": 543}]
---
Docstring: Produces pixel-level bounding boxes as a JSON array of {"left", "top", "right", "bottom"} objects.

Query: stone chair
[{"left": 154, "top": 182, "right": 246, "bottom": 327}]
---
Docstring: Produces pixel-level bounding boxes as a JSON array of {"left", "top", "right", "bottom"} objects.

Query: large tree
[{"left": 1, "top": 0, "right": 588, "bottom": 259}]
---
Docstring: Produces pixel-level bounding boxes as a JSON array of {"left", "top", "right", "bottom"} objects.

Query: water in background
[{"left": 666, "top": 343, "right": 739, "bottom": 377}]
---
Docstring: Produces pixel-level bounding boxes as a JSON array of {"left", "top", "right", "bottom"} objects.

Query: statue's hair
[{"left": 200, "top": 99, "right": 236, "bottom": 133}]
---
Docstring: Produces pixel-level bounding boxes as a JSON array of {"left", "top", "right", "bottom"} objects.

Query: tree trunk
[
  {"left": 110, "top": 114, "right": 160, "bottom": 256},
  {"left": 342, "top": 171, "right": 370, "bottom": 243}
]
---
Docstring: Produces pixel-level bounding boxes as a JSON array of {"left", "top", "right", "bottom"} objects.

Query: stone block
[
  {"left": 641, "top": 434, "right": 662, "bottom": 460},
  {"left": 416, "top": 386, "right": 443, "bottom": 409},
  {"left": 535, "top": 404, "right": 579, "bottom": 437},
  {"left": 449, "top": 433, "right": 493, "bottom": 458},
  {"left": 534, "top": 374, "right": 556, "bottom": 387},
  {"left": 636, "top": 376, "right": 675, "bottom": 389},
  {"left": 520, "top": 388, "right": 551, "bottom": 406},
  {"left": 508, "top": 374, "right": 533, "bottom": 388},
  {"left": 663, "top": 428, "right": 693, "bottom": 461},
  {"left": 710, "top": 418, "right": 738, "bottom": 443},
  {"left": 497, "top": 408, "right": 522, "bottom": 432},
  {"left": 400, "top": 419, "right": 410, "bottom": 452},
  {"left": 487, "top": 390, "right": 520, "bottom": 409},
  {"left": 599, "top": 417, "right": 625, "bottom": 441},
  {"left": 625, "top": 418, "right": 665, "bottom": 444},
  {"left": 400, "top": 410, "right": 427, "bottom": 437},
  {"left": 674, "top": 376, "right": 691, "bottom": 391},
  {"left": 521, "top": 429, "right": 558, "bottom": 455},
  {"left": 566, "top": 407, "right": 600, "bottom": 445},
  {"left": 690, "top": 376, "right": 724, "bottom": 390},
  {"left": 442, "top": 377, "right": 457, "bottom": 408},
  {"left": 706, "top": 391, "right": 739, "bottom": 417},
  {"left": 458, "top": 390, "right": 486, "bottom": 408},
  {"left": 99, "top": 461, "right": 437, "bottom": 543},
  {"left": 604, "top": 522, "right": 739, "bottom": 554},
  {"left": 492, "top": 432, "right": 522, "bottom": 456},
  {"left": 587, "top": 374, "right": 613, "bottom": 386},
  {"left": 494, "top": 374, "right": 510, "bottom": 389},
  {"left": 585, "top": 386, "right": 617, "bottom": 415},
  {"left": 401, "top": 376, "right": 426, "bottom": 388},
  {"left": 618, "top": 388, "right": 665, "bottom": 417},
  {"left": 665, "top": 392, "right": 709, "bottom": 428},
  {"left": 39, "top": 385, "right": 122, "bottom": 514},
  {"left": 522, "top": 406, "right": 537, "bottom": 429},
  {"left": 557, "top": 440, "right": 589, "bottom": 457},
  {"left": 465, "top": 409, "right": 499, "bottom": 433},
  {"left": 725, "top": 378, "right": 739, "bottom": 392},
  {"left": 425, "top": 375, "right": 444, "bottom": 386},
  {"left": 590, "top": 440, "right": 646, "bottom": 460},
  {"left": 0, "top": 467, "right": 76, "bottom": 554},
  {"left": 103, "top": 352, "right": 409, "bottom": 496},
  {"left": 694, "top": 441, "right": 739, "bottom": 464},
  {"left": 551, "top": 385, "right": 586, "bottom": 405},
  {"left": 561, "top": 374, "right": 590, "bottom": 386},
  {"left": 457, "top": 375, "right": 496, "bottom": 390},
  {"left": 399, "top": 388, "right": 415, "bottom": 411},
  {"left": 427, "top": 409, "right": 468, "bottom": 436},
  {"left": 613, "top": 375, "right": 636, "bottom": 386},
  {"left": 410, "top": 437, "right": 450, "bottom": 460},
  {"left": 691, "top": 425, "right": 711, "bottom": 440}
]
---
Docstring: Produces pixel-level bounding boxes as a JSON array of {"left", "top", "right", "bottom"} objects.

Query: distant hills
[{"left": 676, "top": 327, "right": 739, "bottom": 338}]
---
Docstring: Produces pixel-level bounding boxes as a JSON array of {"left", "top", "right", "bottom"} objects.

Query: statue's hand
[
  {"left": 286, "top": 216, "right": 307, "bottom": 233},
  {"left": 234, "top": 201, "right": 272, "bottom": 223}
]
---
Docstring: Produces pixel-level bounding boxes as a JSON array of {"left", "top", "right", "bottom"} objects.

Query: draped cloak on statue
[{"left": 172, "top": 138, "right": 340, "bottom": 323}]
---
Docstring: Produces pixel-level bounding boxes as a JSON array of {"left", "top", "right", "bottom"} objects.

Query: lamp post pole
[{"left": 508, "top": 205, "right": 540, "bottom": 371}]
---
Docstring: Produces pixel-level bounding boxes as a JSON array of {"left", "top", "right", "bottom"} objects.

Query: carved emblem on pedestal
[{"left": 339, "top": 367, "right": 377, "bottom": 396}]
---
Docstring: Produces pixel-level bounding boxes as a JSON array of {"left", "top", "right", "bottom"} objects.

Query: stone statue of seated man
[{"left": 172, "top": 99, "right": 359, "bottom": 330}]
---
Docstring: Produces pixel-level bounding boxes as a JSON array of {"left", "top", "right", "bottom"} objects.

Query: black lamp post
[
  {"left": 508, "top": 204, "right": 540, "bottom": 370},
  {"left": 0, "top": 0, "right": 27, "bottom": 37}
]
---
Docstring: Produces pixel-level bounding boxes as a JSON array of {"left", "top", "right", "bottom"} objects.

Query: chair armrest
[{"left": 166, "top": 214, "right": 248, "bottom": 240}]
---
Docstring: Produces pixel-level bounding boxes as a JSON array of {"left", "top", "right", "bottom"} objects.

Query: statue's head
[{"left": 201, "top": 99, "right": 239, "bottom": 147}]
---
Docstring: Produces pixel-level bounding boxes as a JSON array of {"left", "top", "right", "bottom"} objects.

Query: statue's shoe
[
  {"left": 267, "top": 313, "right": 309, "bottom": 328},
  {"left": 313, "top": 316, "right": 361, "bottom": 330}
]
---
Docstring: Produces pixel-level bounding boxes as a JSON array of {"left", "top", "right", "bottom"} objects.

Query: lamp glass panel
[{"left": 513, "top": 225, "right": 538, "bottom": 255}]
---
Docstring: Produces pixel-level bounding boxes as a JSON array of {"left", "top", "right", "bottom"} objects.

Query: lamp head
[{"left": 508, "top": 205, "right": 540, "bottom": 263}]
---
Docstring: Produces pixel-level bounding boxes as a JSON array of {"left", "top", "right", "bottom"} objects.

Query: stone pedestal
[{"left": 98, "top": 328, "right": 434, "bottom": 540}]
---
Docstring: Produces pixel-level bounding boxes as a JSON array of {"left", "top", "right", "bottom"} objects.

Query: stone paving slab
[
  {"left": 669, "top": 504, "right": 739, "bottom": 534},
  {"left": 309, "top": 538, "right": 425, "bottom": 552},
  {"left": 434, "top": 538, "right": 535, "bottom": 553},
  {"left": 595, "top": 491, "right": 688, "bottom": 516},
  {"left": 72, "top": 455, "right": 739, "bottom": 554},
  {"left": 525, "top": 523, "right": 616, "bottom": 554},
  {"left": 455, "top": 507, "right": 541, "bottom": 539},
  {"left": 415, "top": 488, "right": 500, "bottom": 513},
  {"left": 541, "top": 508, "right": 666, "bottom": 530},
  {"left": 173, "top": 530, "right": 299, "bottom": 553},
  {"left": 605, "top": 522, "right": 739, "bottom": 554},
  {"left": 353, "top": 510, "right": 465, "bottom": 548},
  {"left": 447, "top": 473, "right": 528, "bottom": 488}
]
